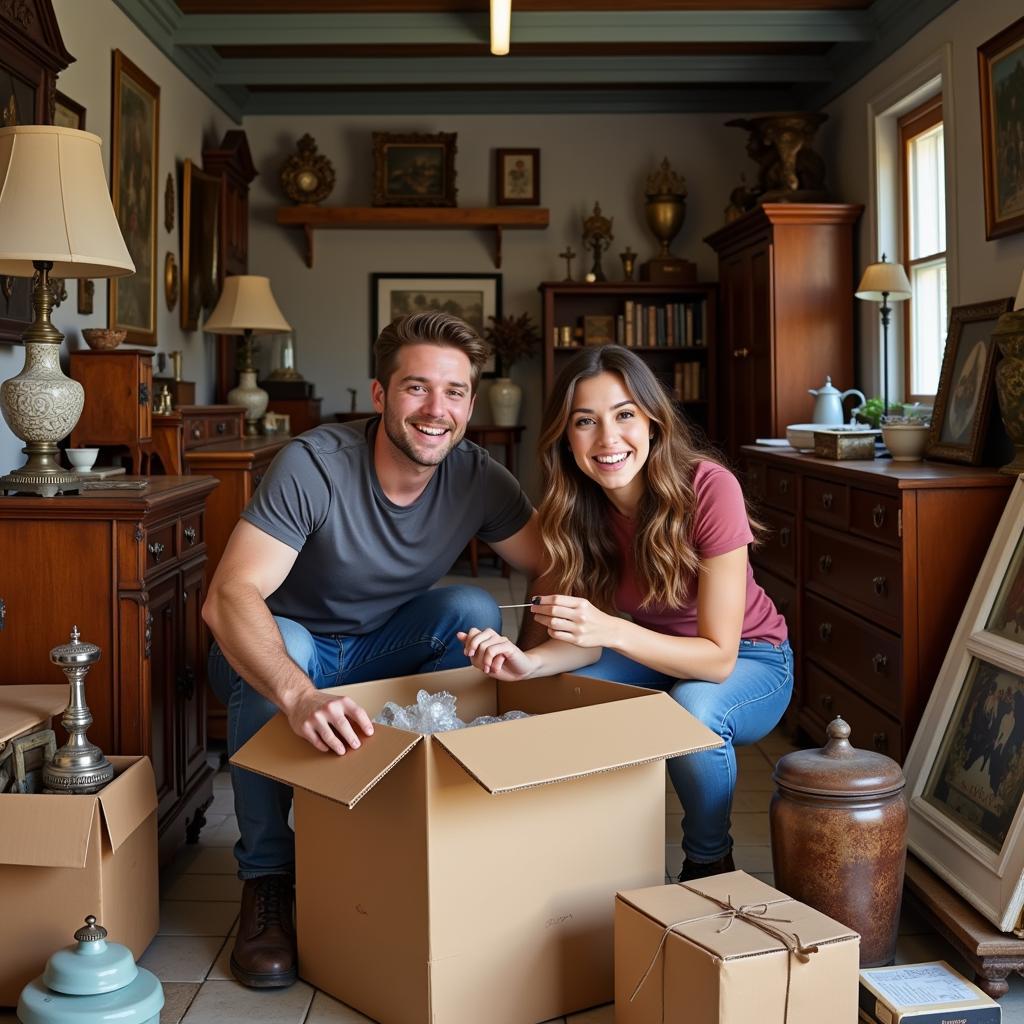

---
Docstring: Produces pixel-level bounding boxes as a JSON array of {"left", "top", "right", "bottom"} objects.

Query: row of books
[
  {"left": 673, "top": 361, "right": 704, "bottom": 402},
  {"left": 623, "top": 300, "right": 706, "bottom": 349}
]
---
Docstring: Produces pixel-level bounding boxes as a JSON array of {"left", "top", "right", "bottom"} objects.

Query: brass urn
[
  {"left": 644, "top": 157, "right": 687, "bottom": 260},
  {"left": 993, "top": 308, "right": 1024, "bottom": 475}
]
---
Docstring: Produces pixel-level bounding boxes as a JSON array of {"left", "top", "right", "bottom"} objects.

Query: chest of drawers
[{"left": 742, "top": 447, "right": 1012, "bottom": 760}]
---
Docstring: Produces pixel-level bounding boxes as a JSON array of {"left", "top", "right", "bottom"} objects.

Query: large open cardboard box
[
  {"left": 233, "top": 666, "right": 722, "bottom": 1024},
  {"left": 0, "top": 685, "right": 159, "bottom": 1006}
]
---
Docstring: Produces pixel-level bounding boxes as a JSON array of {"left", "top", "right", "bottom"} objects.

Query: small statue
[
  {"left": 582, "top": 202, "right": 614, "bottom": 282},
  {"left": 558, "top": 245, "right": 577, "bottom": 282},
  {"left": 726, "top": 113, "right": 829, "bottom": 206}
]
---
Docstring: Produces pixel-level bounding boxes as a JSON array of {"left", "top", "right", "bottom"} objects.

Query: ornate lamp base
[{"left": 0, "top": 466, "right": 80, "bottom": 498}]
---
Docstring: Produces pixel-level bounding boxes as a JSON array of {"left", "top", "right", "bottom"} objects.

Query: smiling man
[{"left": 202, "top": 311, "right": 543, "bottom": 990}]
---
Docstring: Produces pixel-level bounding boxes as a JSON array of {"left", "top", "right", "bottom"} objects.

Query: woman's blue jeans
[
  {"left": 207, "top": 584, "right": 501, "bottom": 879},
  {"left": 579, "top": 639, "right": 793, "bottom": 864}
]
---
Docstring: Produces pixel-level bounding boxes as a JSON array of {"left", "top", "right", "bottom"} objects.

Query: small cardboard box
[
  {"left": 615, "top": 871, "right": 861, "bottom": 1024},
  {"left": 232, "top": 666, "right": 722, "bottom": 1024},
  {"left": 859, "top": 961, "right": 1000, "bottom": 1024},
  {"left": 0, "top": 685, "right": 159, "bottom": 1006}
]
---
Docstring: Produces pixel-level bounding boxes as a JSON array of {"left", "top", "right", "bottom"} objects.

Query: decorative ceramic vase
[
  {"left": 880, "top": 424, "right": 929, "bottom": 461},
  {"left": 770, "top": 718, "right": 907, "bottom": 968},
  {"left": 993, "top": 309, "right": 1024, "bottom": 475},
  {"left": 227, "top": 368, "right": 269, "bottom": 436},
  {"left": 489, "top": 377, "right": 522, "bottom": 426}
]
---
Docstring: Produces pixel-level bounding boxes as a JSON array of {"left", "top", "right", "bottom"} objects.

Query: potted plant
[{"left": 482, "top": 312, "right": 541, "bottom": 425}]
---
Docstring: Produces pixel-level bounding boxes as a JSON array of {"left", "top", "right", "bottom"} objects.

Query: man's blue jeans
[
  {"left": 579, "top": 639, "right": 794, "bottom": 864},
  {"left": 208, "top": 585, "right": 501, "bottom": 879}
]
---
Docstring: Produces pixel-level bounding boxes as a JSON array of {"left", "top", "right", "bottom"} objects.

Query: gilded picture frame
[
  {"left": 979, "top": 15, "right": 1024, "bottom": 241},
  {"left": 109, "top": 50, "right": 159, "bottom": 346},
  {"left": 925, "top": 298, "right": 1013, "bottom": 465},
  {"left": 180, "top": 159, "right": 221, "bottom": 332},
  {"left": 372, "top": 132, "right": 457, "bottom": 207},
  {"left": 904, "top": 477, "right": 1024, "bottom": 932}
]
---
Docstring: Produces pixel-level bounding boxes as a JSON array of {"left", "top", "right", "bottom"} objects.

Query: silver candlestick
[{"left": 43, "top": 626, "right": 113, "bottom": 794}]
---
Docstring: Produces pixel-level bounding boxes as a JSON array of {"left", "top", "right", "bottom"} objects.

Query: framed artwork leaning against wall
[{"left": 904, "top": 475, "right": 1024, "bottom": 933}]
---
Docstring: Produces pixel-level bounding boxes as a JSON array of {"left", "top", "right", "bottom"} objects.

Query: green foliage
[{"left": 854, "top": 397, "right": 886, "bottom": 428}]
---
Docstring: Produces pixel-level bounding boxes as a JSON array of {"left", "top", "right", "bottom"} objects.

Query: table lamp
[
  {"left": 204, "top": 274, "right": 291, "bottom": 436},
  {"left": 0, "top": 126, "right": 134, "bottom": 497},
  {"left": 855, "top": 255, "right": 912, "bottom": 416}
]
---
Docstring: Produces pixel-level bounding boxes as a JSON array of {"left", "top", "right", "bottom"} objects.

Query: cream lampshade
[
  {"left": 0, "top": 125, "right": 134, "bottom": 497},
  {"left": 855, "top": 255, "right": 912, "bottom": 416},
  {"left": 204, "top": 275, "right": 291, "bottom": 436}
]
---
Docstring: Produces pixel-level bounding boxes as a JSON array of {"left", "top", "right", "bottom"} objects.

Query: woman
[{"left": 458, "top": 345, "right": 792, "bottom": 881}]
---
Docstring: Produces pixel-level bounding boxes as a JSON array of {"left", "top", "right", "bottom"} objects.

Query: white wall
[
  {"left": 0, "top": 0, "right": 235, "bottom": 475},
  {"left": 244, "top": 112, "right": 749, "bottom": 496},
  {"left": 823, "top": 0, "right": 1024, "bottom": 398}
]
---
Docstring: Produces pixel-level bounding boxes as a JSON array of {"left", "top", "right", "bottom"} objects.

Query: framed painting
[
  {"left": 904, "top": 476, "right": 1024, "bottom": 932},
  {"left": 979, "top": 15, "right": 1024, "bottom": 240},
  {"left": 495, "top": 148, "right": 540, "bottom": 205},
  {"left": 925, "top": 298, "right": 1013, "bottom": 465},
  {"left": 54, "top": 91, "right": 85, "bottom": 130},
  {"left": 370, "top": 273, "right": 501, "bottom": 376},
  {"left": 180, "top": 159, "right": 221, "bottom": 331},
  {"left": 109, "top": 50, "right": 159, "bottom": 345},
  {"left": 372, "top": 132, "right": 457, "bottom": 207}
]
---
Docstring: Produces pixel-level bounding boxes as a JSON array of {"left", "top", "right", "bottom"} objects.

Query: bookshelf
[{"left": 539, "top": 281, "right": 718, "bottom": 437}]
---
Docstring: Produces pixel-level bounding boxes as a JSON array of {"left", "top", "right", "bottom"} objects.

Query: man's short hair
[{"left": 373, "top": 311, "right": 490, "bottom": 393}]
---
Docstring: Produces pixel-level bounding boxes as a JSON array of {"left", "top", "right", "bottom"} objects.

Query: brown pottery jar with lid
[{"left": 769, "top": 717, "right": 907, "bottom": 967}]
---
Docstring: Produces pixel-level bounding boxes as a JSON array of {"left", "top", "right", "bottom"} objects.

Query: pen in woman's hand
[{"left": 497, "top": 597, "right": 542, "bottom": 609}]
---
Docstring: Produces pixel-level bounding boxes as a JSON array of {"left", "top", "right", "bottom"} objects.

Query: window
[{"left": 900, "top": 95, "right": 946, "bottom": 402}]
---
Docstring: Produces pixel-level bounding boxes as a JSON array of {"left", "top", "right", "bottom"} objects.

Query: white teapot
[{"left": 808, "top": 376, "right": 866, "bottom": 425}]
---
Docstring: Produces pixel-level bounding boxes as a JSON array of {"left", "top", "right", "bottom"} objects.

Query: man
[{"left": 203, "top": 311, "right": 543, "bottom": 988}]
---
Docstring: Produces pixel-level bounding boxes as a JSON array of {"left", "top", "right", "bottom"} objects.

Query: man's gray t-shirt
[{"left": 241, "top": 418, "right": 532, "bottom": 635}]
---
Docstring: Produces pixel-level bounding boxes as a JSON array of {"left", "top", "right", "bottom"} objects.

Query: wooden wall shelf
[{"left": 276, "top": 205, "right": 549, "bottom": 269}]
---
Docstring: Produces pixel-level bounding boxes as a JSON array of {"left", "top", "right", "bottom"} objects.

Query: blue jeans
[
  {"left": 208, "top": 585, "right": 501, "bottom": 878},
  {"left": 579, "top": 639, "right": 793, "bottom": 863}
]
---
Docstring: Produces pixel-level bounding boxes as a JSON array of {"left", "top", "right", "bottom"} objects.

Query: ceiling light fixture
[{"left": 490, "top": 0, "right": 511, "bottom": 56}]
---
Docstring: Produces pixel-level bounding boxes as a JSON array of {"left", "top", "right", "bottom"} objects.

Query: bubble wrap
[{"left": 374, "top": 689, "right": 530, "bottom": 734}]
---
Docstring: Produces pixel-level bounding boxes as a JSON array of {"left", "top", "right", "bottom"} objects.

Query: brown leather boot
[{"left": 230, "top": 875, "right": 297, "bottom": 988}]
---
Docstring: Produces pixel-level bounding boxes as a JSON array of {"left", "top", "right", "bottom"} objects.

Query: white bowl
[
  {"left": 66, "top": 447, "right": 99, "bottom": 471},
  {"left": 785, "top": 423, "right": 820, "bottom": 450},
  {"left": 881, "top": 423, "right": 929, "bottom": 461}
]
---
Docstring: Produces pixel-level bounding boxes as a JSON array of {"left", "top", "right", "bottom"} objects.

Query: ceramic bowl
[
  {"left": 65, "top": 447, "right": 99, "bottom": 471},
  {"left": 785, "top": 423, "right": 820, "bottom": 450},
  {"left": 881, "top": 423, "right": 929, "bottom": 461},
  {"left": 81, "top": 328, "right": 126, "bottom": 351}
]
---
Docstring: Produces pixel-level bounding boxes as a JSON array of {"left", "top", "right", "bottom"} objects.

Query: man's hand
[
  {"left": 285, "top": 690, "right": 375, "bottom": 755},
  {"left": 530, "top": 595, "right": 614, "bottom": 649},
  {"left": 458, "top": 628, "right": 539, "bottom": 681}
]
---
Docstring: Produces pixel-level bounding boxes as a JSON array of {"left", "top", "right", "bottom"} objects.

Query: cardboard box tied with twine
[{"left": 615, "top": 871, "right": 861, "bottom": 1024}]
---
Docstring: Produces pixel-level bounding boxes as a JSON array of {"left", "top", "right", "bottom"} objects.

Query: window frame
[{"left": 899, "top": 93, "right": 946, "bottom": 404}]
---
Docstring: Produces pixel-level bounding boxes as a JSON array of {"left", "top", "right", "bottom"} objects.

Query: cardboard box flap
[
  {"left": 98, "top": 757, "right": 158, "bottom": 852},
  {"left": 0, "top": 793, "right": 96, "bottom": 867},
  {"left": 433, "top": 691, "right": 721, "bottom": 794},
  {"left": 0, "top": 684, "right": 68, "bottom": 745},
  {"left": 231, "top": 713, "right": 422, "bottom": 808},
  {"left": 618, "top": 872, "right": 858, "bottom": 961}
]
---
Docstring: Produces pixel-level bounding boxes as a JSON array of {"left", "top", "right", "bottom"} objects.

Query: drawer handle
[
  {"left": 184, "top": 526, "right": 197, "bottom": 546},
  {"left": 778, "top": 526, "right": 791, "bottom": 548},
  {"left": 821, "top": 492, "right": 833, "bottom": 510},
  {"left": 733, "top": 347, "right": 750, "bottom": 358},
  {"left": 147, "top": 541, "right": 165, "bottom": 562},
  {"left": 873, "top": 575, "right": 887, "bottom": 597},
  {"left": 216, "top": 421, "right": 227, "bottom": 435},
  {"left": 818, "top": 621, "right": 832, "bottom": 641},
  {"left": 144, "top": 610, "right": 153, "bottom": 660},
  {"left": 872, "top": 504, "right": 886, "bottom": 529},
  {"left": 818, "top": 553, "right": 832, "bottom": 573},
  {"left": 872, "top": 653, "right": 888, "bottom": 673},
  {"left": 777, "top": 478, "right": 789, "bottom": 496},
  {"left": 191, "top": 425, "right": 203, "bottom": 439},
  {"left": 819, "top": 694, "right": 834, "bottom": 712},
  {"left": 872, "top": 731, "right": 888, "bottom": 751}
]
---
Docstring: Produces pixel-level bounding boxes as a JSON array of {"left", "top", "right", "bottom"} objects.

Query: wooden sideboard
[
  {"left": 151, "top": 405, "right": 246, "bottom": 474},
  {"left": 741, "top": 447, "right": 1012, "bottom": 760},
  {"left": 185, "top": 437, "right": 290, "bottom": 739},
  {"left": 0, "top": 477, "right": 218, "bottom": 862}
]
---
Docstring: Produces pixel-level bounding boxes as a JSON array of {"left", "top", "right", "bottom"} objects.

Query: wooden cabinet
[
  {"left": 540, "top": 281, "right": 717, "bottom": 436},
  {"left": 70, "top": 350, "right": 153, "bottom": 472},
  {"left": 742, "top": 448, "right": 1012, "bottom": 760},
  {"left": 0, "top": 477, "right": 219, "bottom": 861},
  {"left": 705, "top": 204, "right": 863, "bottom": 457},
  {"left": 185, "top": 437, "right": 290, "bottom": 739},
  {"left": 264, "top": 396, "right": 321, "bottom": 435}
]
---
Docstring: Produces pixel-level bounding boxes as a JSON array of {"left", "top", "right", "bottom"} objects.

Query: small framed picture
[
  {"left": 372, "top": 132, "right": 457, "bottom": 207},
  {"left": 495, "top": 148, "right": 540, "bottom": 206},
  {"left": 583, "top": 314, "right": 615, "bottom": 346},
  {"left": 54, "top": 91, "right": 85, "bottom": 131}
]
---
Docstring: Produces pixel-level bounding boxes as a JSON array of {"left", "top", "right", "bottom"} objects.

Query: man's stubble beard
[{"left": 381, "top": 402, "right": 464, "bottom": 468}]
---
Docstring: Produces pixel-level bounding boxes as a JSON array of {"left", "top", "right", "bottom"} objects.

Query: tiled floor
[{"left": 6, "top": 567, "right": 1024, "bottom": 1023}]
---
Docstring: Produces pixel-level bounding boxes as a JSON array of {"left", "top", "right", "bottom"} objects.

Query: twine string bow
[{"left": 628, "top": 884, "right": 820, "bottom": 1024}]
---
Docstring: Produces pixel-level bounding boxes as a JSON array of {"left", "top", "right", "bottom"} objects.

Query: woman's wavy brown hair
[{"left": 538, "top": 345, "right": 759, "bottom": 612}]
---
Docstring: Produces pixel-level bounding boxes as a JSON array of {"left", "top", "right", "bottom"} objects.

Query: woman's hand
[
  {"left": 457, "top": 628, "right": 539, "bottom": 680},
  {"left": 530, "top": 595, "right": 617, "bottom": 649}
]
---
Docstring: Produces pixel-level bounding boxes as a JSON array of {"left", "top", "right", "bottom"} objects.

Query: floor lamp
[
  {"left": 0, "top": 126, "right": 134, "bottom": 497},
  {"left": 855, "top": 255, "right": 912, "bottom": 417}
]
